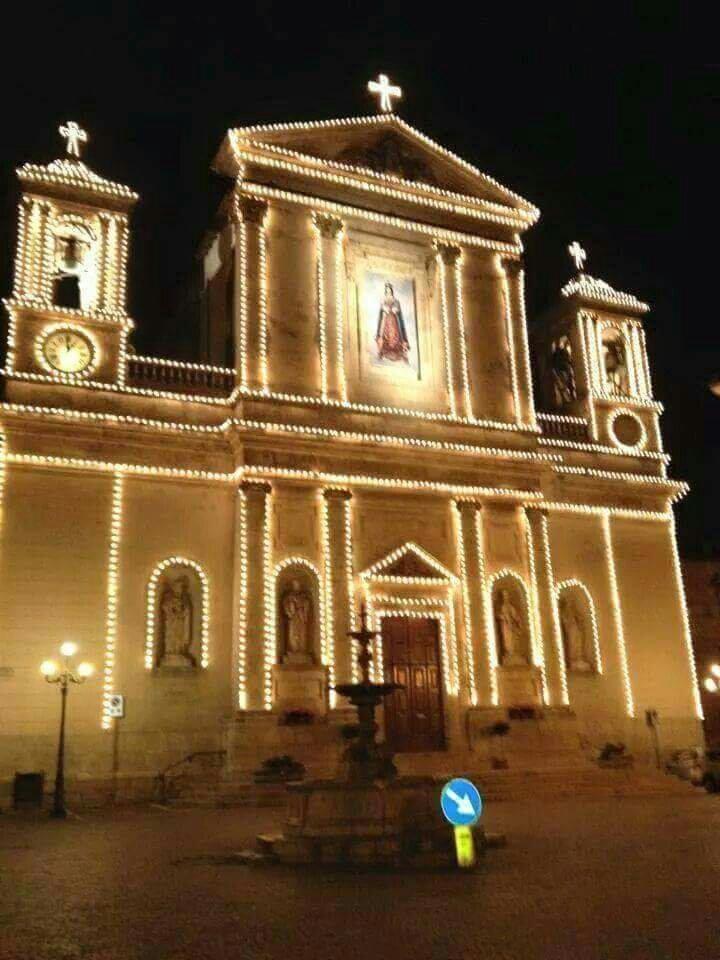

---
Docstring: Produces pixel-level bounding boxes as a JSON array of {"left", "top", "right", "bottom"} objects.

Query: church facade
[{"left": 0, "top": 106, "right": 704, "bottom": 803}]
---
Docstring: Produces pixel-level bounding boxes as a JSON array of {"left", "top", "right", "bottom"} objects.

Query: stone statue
[
  {"left": 282, "top": 579, "right": 312, "bottom": 662},
  {"left": 603, "top": 336, "right": 629, "bottom": 395},
  {"left": 495, "top": 588, "right": 527, "bottom": 666},
  {"left": 159, "top": 575, "right": 195, "bottom": 668},
  {"left": 560, "top": 593, "right": 592, "bottom": 671},
  {"left": 550, "top": 336, "right": 576, "bottom": 407}
]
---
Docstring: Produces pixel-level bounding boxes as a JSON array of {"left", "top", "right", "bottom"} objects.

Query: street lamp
[
  {"left": 41, "top": 643, "right": 94, "bottom": 818},
  {"left": 703, "top": 662, "right": 720, "bottom": 694}
]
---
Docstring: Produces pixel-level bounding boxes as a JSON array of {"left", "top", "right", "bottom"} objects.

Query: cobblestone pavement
[{"left": 1, "top": 792, "right": 719, "bottom": 960}]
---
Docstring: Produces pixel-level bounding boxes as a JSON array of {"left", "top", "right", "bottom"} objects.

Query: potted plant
[{"left": 253, "top": 754, "right": 305, "bottom": 783}]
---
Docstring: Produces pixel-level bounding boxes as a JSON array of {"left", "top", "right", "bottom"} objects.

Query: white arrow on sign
[{"left": 445, "top": 786, "right": 476, "bottom": 816}]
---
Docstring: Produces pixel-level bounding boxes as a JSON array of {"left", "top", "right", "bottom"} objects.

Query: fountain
[{"left": 257, "top": 607, "right": 463, "bottom": 865}]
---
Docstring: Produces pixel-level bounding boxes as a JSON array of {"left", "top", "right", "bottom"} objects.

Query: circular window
[{"left": 610, "top": 412, "right": 644, "bottom": 449}]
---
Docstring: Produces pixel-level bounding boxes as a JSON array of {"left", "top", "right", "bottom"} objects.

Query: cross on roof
[
  {"left": 568, "top": 241, "right": 587, "bottom": 273},
  {"left": 59, "top": 121, "right": 88, "bottom": 159},
  {"left": 367, "top": 73, "right": 402, "bottom": 113}
]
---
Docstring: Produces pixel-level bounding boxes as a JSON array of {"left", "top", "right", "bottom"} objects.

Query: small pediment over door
[{"left": 360, "top": 541, "right": 457, "bottom": 583}]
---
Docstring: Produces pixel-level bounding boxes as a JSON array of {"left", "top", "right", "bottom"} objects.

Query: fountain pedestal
[{"left": 257, "top": 608, "right": 481, "bottom": 865}]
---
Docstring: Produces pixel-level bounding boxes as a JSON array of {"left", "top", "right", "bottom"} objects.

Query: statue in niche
[
  {"left": 559, "top": 593, "right": 592, "bottom": 672},
  {"left": 494, "top": 588, "right": 527, "bottom": 666},
  {"left": 376, "top": 282, "right": 410, "bottom": 364},
  {"left": 158, "top": 575, "right": 196, "bottom": 668},
  {"left": 282, "top": 578, "right": 313, "bottom": 663},
  {"left": 550, "top": 335, "right": 576, "bottom": 407},
  {"left": 603, "top": 334, "right": 629, "bottom": 395}
]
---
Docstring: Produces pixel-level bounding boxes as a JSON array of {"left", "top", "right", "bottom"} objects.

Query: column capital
[
  {"left": 236, "top": 196, "right": 268, "bottom": 225},
  {"left": 434, "top": 241, "right": 462, "bottom": 265},
  {"left": 313, "top": 212, "right": 344, "bottom": 238},
  {"left": 525, "top": 504, "right": 549, "bottom": 519},
  {"left": 323, "top": 487, "right": 352, "bottom": 502},
  {"left": 240, "top": 480, "right": 272, "bottom": 496},
  {"left": 455, "top": 498, "right": 482, "bottom": 513},
  {"left": 501, "top": 255, "right": 524, "bottom": 276}
]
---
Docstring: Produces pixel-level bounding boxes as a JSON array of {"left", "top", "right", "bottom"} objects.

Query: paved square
[{"left": 1, "top": 793, "right": 719, "bottom": 959}]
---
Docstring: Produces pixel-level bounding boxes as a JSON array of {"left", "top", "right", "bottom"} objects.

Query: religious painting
[{"left": 362, "top": 270, "right": 420, "bottom": 377}]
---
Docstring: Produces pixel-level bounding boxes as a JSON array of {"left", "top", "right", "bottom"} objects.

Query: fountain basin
[{"left": 257, "top": 776, "right": 484, "bottom": 865}]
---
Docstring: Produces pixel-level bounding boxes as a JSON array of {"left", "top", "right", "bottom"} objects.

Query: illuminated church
[{"left": 0, "top": 82, "right": 703, "bottom": 803}]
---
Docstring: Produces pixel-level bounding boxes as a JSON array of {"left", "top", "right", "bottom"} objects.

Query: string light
[
  {"left": 606, "top": 408, "right": 648, "bottom": 452},
  {"left": 500, "top": 257, "right": 521, "bottom": 424},
  {"left": 33, "top": 322, "right": 100, "bottom": 379},
  {"left": 436, "top": 245, "right": 457, "bottom": 417},
  {"left": 562, "top": 273, "right": 649, "bottom": 314},
  {"left": 228, "top": 113, "right": 539, "bottom": 216},
  {"left": 601, "top": 510, "right": 635, "bottom": 718},
  {"left": 335, "top": 228, "right": 347, "bottom": 402},
  {"left": 236, "top": 488, "right": 248, "bottom": 709},
  {"left": 319, "top": 493, "right": 336, "bottom": 703},
  {"left": 471, "top": 507, "right": 495, "bottom": 705},
  {"left": 239, "top": 183, "right": 522, "bottom": 255},
  {"left": 237, "top": 137, "right": 535, "bottom": 222},
  {"left": 262, "top": 488, "right": 274, "bottom": 710},
  {"left": 360, "top": 541, "right": 458, "bottom": 582},
  {"left": 270, "top": 555, "right": 328, "bottom": 703},
  {"left": 539, "top": 512, "right": 569, "bottom": 705},
  {"left": 666, "top": 512, "right": 704, "bottom": 720},
  {"left": 574, "top": 312, "right": 598, "bottom": 439},
  {"left": 524, "top": 508, "right": 549, "bottom": 704},
  {"left": 313, "top": 215, "right": 329, "bottom": 399},
  {"left": 101, "top": 472, "right": 124, "bottom": 729},
  {"left": 144, "top": 556, "right": 210, "bottom": 671},
  {"left": 454, "top": 503, "right": 478, "bottom": 705},
  {"left": 340, "top": 496, "right": 358, "bottom": 681}
]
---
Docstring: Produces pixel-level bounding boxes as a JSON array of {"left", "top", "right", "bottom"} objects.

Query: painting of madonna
[{"left": 363, "top": 271, "right": 420, "bottom": 375}]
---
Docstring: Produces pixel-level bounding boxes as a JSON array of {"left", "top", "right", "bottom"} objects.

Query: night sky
[{"left": 0, "top": 6, "right": 714, "bottom": 554}]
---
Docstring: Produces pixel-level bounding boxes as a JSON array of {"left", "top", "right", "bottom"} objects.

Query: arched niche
[
  {"left": 600, "top": 325, "right": 630, "bottom": 396},
  {"left": 557, "top": 582, "right": 599, "bottom": 674},
  {"left": 146, "top": 558, "right": 209, "bottom": 670},
  {"left": 275, "top": 560, "right": 322, "bottom": 665},
  {"left": 491, "top": 574, "right": 532, "bottom": 667},
  {"left": 51, "top": 217, "right": 98, "bottom": 311}
]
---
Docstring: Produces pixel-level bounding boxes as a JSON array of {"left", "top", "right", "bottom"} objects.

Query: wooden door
[{"left": 382, "top": 617, "right": 445, "bottom": 752}]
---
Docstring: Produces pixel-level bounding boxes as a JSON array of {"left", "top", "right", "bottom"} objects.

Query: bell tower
[
  {"left": 4, "top": 121, "right": 138, "bottom": 389},
  {"left": 533, "top": 242, "right": 661, "bottom": 455}
]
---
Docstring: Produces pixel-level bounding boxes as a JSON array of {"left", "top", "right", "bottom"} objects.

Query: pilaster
[
  {"left": 313, "top": 213, "right": 346, "bottom": 401},
  {"left": 322, "top": 488, "right": 354, "bottom": 688},
  {"left": 526, "top": 507, "right": 566, "bottom": 707},
  {"left": 235, "top": 196, "right": 268, "bottom": 391},
  {"left": 502, "top": 257, "right": 535, "bottom": 427},
  {"left": 436, "top": 242, "right": 471, "bottom": 418},
  {"left": 455, "top": 500, "right": 489, "bottom": 705},
  {"left": 238, "top": 481, "right": 272, "bottom": 711}
]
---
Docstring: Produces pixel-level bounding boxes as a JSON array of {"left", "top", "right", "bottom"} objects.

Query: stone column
[
  {"left": 455, "top": 501, "right": 491, "bottom": 705},
  {"left": 235, "top": 196, "right": 268, "bottom": 390},
  {"left": 502, "top": 257, "right": 535, "bottom": 427},
  {"left": 436, "top": 243, "right": 471, "bottom": 418},
  {"left": 526, "top": 507, "right": 566, "bottom": 707},
  {"left": 238, "top": 481, "right": 272, "bottom": 711},
  {"left": 323, "top": 488, "right": 354, "bottom": 688},
  {"left": 313, "top": 214, "right": 345, "bottom": 401}
]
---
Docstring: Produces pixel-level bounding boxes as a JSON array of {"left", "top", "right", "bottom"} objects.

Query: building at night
[{"left": 0, "top": 91, "right": 704, "bottom": 802}]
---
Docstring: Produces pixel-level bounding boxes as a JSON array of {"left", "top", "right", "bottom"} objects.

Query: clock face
[{"left": 42, "top": 329, "right": 93, "bottom": 375}]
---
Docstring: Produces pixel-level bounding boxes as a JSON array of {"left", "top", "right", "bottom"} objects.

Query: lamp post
[
  {"left": 702, "top": 661, "right": 720, "bottom": 696},
  {"left": 40, "top": 643, "right": 94, "bottom": 819}
]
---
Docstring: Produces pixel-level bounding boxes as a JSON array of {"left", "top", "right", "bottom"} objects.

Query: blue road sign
[{"left": 440, "top": 777, "right": 483, "bottom": 826}]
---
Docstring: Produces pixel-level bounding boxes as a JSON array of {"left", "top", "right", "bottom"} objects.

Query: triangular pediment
[
  {"left": 360, "top": 541, "right": 457, "bottom": 582},
  {"left": 215, "top": 115, "right": 537, "bottom": 220}
]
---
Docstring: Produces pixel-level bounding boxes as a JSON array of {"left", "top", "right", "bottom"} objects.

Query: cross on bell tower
[{"left": 59, "top": 121, "right": 88, "bottom": 159}]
